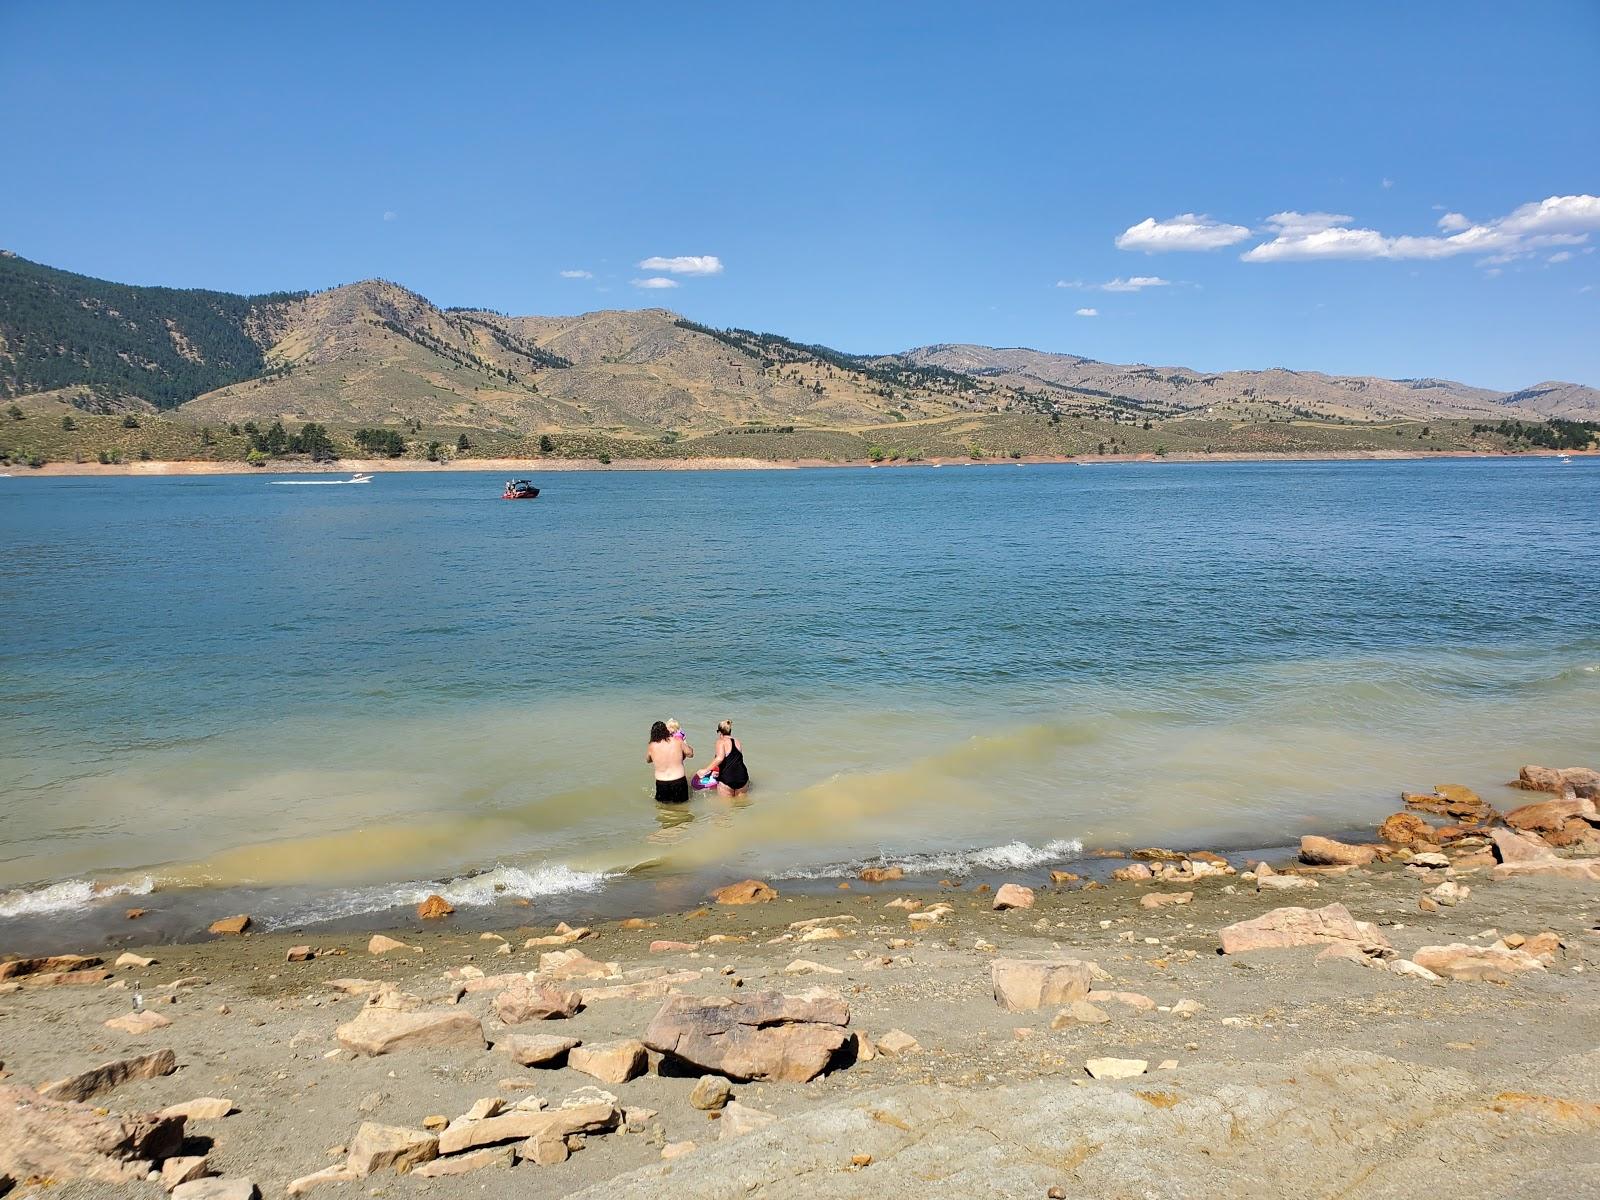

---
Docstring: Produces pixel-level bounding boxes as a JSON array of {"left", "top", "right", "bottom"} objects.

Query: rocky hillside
[
  {"left": 901, "top": 344, "right": 1600, "bottom": 422},
  {"left": 3, "top": 252, "right": 1596, "bottom": 431}
]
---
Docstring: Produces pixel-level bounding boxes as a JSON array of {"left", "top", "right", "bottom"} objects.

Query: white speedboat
[{"left": 269, "top": 473, "right": 374, "bottom": 486}]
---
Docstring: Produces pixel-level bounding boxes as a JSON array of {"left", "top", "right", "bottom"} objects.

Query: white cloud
[
  {"left": 637, "top": 255, "right": 723, "bottom": 275},
  {"left": 1056, "top": 276, "right": 1172, "bottom": 292},
  {"left": 1242, "top": 194, "right": 1600, "bottom": 263},
  {"left": 1382, "top": 177, "right": 1394, "bottom": 189},
  {"left": 1115, "top": 214, "right": 1250, "bottom": 253},
  {"left": 1074, "top": 307, "right": 1099, "bottom": 317},
  {"left": 1547, "top": 251, "right": 1573, "bottom": 263},
  {"left": 631, "top": 276, "right": 679, "bottom": 289},
  {"left": 559, "top": 269, "right": 593, "bottom": 279},
  {"left": 382, "top": 211, "right": 397, "bottom": 222}
]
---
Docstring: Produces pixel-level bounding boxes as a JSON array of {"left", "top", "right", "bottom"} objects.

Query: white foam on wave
[
  {"left": 256, "top": 861, "right": 614, "bottom": 930},
  {"left": 774, "top": 838, "right": 1084, "bottom": 881},
  {"left": 0, "top": 876, "right": 155, "bottom": 920}
]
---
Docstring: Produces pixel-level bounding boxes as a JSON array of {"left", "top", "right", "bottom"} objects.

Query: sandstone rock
[
  {"left": 416, "top": 894, "right": 453, "bottom": 920},
  {"left": 785, "top": 959, "right": 843, "bottom": 975},
  {"left": 1051, "top": 1000, "right": 1110, "bottom": 1027},
  {"left": 115, "top": 952, "right": 155, "bottom": 968},
  {"left": 690, "top": 1075, "right": 732, "bottom": 1110},
  {"left": 876, "top": 1029, "right": 920, "bottom": 1057},
  {"left": 538, "top": 949, "right": 618, "bottom": 980},
  {"left": 907, "top": 903, "right": 954, "bottom": 926},
  {"left": 1490, "top": 828, "right": 1600, "bottom": 881},
  {"left": 345, "top": 1122, "right": 439, "bottom": 1176},
  {"left": 327, "top": 977, "right": 386, "bottom": 994},
  {"left": 16, "top": 966, "right": 113, "bottom": 988},
  {"left": 711, "top": 879, "right": 778, "bottom": 904},
  {"left": 161, "top": 1155, "right": 210, "bottom": 1190},
  {"left": 336, "top": 1007, "right": 485, "bottom": 1056},
  {"left": 1085, "top": 1057, "right": 1147, "bottom": 1080},
  {"left": 859, "top": 866, "right": 904, "bottom": 883},
  {"left": 1257, "top": 873, "right": 1318, "bottom": 892},
  {"left": 991, "top": 959, "right": 1096, "bottom": 1012},
  {"left": 1219, "top": 903, "right": 1390, "bottom": 956},
  {"left": 1389, "top": 959, "right": 1441, "bottom": 982},
  {"left": 1410, "top": 851, "right": 1451, "bottom": 868},
  {"left": 437, "top": 1100, "right": 617, "bottom": 1155},
  {"left": 410, "top": 1147, "right": 513, "bottom": 1178},
  {"left": 1139, "top": 891, "right": 1193, "bottom": 909},
  {"left": 285, "top": 945, "right": 315, "bottom": 962},
  {"left": 1378, "top": 812, "right": 1438, "bottom": 847},
  {"left": 172, "top": 1181, "right": 258, "bottom": 1200},
  {"left": 285, "top": 1165, "right": 357, "bottom": 1194},
  {"left": 159, "top": 1097, "right": 233, "bottom": 1121},
  {"left": 1506, "top": 795, "right": 1596, "bottom": 832},
  {"left": 1515, "top": 764, "right": 1600, "bottom": 797},
  {"left": 1049, "top": 870, "right": 1081, "bottom": 885},
  {"left": 643, "top": 991, "right": 852, "bottom": 1082},
  {"left": 105, "top": 1010, "right": 172, "bottom": 1035},
  {"left": 1110, "top": 864, "right": 1153, "bottom": 882},
  {"left": 207, "top": 915, "right": 250, "bottom": 935},
  {"left": 661, "top": 1140, "right": 696, "bottom": 1159},
  {"left": 1412, "top": 943, "right": 1546, "bottom": 982},
  {"left": 1429, "top": 881, "right": 1470, "bottom": 906},
  {"left": 718, "top": 1100, "right": 777, "bottom": 1139},
  {"left": 39, "top": 1049, "right": 178, "bottom": 1103},
  {"left": 367, "top": 935, "right": 410, "bottom": 954},
  {"left": 799, "top": 926, "right": 848, "bottom": 942},
  {"left": 502, "top": 1033, "right": 579, "bottom": 1067},
  {"left": 494, "top": 982, "right": 582, "bottom": 1024},
  {"left": 1521, "top": 931, "right": 1562, "bottom": 962},
  {"left": 461, "top": 1097, "right": 505, "bottom": 1122},
  {"left": 0, "top": 1084, "right": 187, "bottom": 1185},
  {"left": 1131, "top": 848, "right": 1186, "bottom": 862},
  {"left": 650, "top": 940, "right": 696, "bottom": 953},
  {"left": 569, "top": 1039, "right": 647, "bottom": 1084},
  {"left": 0, "top": 953, "right": 102, "bottom": 980},
  {"left": 1299, "top": 836, "right": 1376, "bottom": 867},
  {"left": 992, "top": 884, "right": 1035, "bottom": 910},
  {"left": 579, "top": 979, "right": 682, "bottom": 1005}
]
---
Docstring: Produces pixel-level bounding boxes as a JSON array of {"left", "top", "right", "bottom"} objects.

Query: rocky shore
[{"left": 2, "top": 764, "right": 1597, "bottom": 1199}]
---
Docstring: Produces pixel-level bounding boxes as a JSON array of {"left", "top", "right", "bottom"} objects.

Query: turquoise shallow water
[{"left": 1, "top": 459, "right": 1597, "bottom": 940}]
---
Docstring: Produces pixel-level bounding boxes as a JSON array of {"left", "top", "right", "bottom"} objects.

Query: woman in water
[
  {"left": 646, "top": 719, "right": 694, "bottom": 804},
  {"left": 699, "top": 719, "right": 751, "bottom": 796}
]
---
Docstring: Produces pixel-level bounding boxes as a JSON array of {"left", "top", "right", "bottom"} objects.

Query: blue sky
[{"left": 2, "top": 2, "right": 1596, "bottom": 389}]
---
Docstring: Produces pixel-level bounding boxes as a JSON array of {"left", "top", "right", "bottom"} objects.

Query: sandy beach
[
  {"left": 3, "top": 766, "right": 1597, "bottom": 1199},
  {"left": 14, "top": 448, "right": 1593, "bottom": 478}
]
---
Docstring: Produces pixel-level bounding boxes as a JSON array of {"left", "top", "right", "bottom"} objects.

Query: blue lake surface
[{"left": 2, "top": 459, "right": 1597, "bottom": 937}]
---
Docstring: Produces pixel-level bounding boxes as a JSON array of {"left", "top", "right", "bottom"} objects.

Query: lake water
[{"left": 2, "top": 459, "right": 1597, "bottom": 946}]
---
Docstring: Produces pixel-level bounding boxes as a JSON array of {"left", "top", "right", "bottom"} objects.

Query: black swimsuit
[
  {"left": 718, "top": 737, "right": 750, "bottom": 791},
  {"left": 655, "top": 777, "right": 689, "bottom": 804}
]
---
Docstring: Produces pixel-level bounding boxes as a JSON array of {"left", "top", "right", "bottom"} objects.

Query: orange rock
[
  {"left": 710, "top": 880, "right": 777, "bottom": 905},
  {"left": 416, "top": 895, "right": 453, "bottom": 920},
  {"left": 1298, "top": 836, "right": 1376, "bottom": 867},
  {"left": 207, "top": 915, "right": 251, "bottom": 935},
  {"left": 1378, "top": 812, "right": 1437, "bottom": 847},
  {"left": 859, "top": 867, "right": 904, "bottom": 883},
  {"left": 125, "top": 909, "right": 147, "bottom": 920}
]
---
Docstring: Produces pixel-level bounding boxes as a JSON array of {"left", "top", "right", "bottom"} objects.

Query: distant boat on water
[{"left": 269, "top": 473, "right": 373, "bottom": 486}]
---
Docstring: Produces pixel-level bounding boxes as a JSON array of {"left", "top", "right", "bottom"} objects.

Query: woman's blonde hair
[
  {"left": 716, "top": 719, "right": 733, "bottom": 736},
  {"left": 665, "top": 718, "right": 681, "bottom": 734}
]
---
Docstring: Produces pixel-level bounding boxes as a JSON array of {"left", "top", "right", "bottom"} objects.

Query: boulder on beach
[
  {"left": 39, "top": 1049, "right": 178, "bottom": 1103},
  {"left": 569, "top": 1038, "right": 647, "bottom": 1083},
  {"left": 859, "top": 866, "right": 904, "bottom": 883},
  {"left": 1298, "top": 836, "right": 1376, "bottom": 867},
  {"left": 1411, "top": 943, "right": 1545, "bottom": 982},
  {"left": 207, "top": 915, "right": 251, "bottom": 935},
  {"left": 991, "top": 958, "right": 1100, "bottom": 1012},
  {"left": 1378, "top": 812, "right": 1438, "bottom": 848},
  {"left": 493, "top": 982, "right": 582, "bottom": 1024},
  {"left": 711, "top": 879, "right": 778, "bottom": 904},
  {"left": 436, "top": 1100, "right": 617, "bottom": 1155},
  {"left": 1505, "top": 795, "right": 1598, "bottom": 833},
  {"left": 345, "top": 1122, "right": 439, "bottom": 1176},
  {"left": 500, "top": 1033, "right": 579, "bottom": 1066},
  {"left": 0, "top": 1083, "right": 187, "bottom": 1185},
  {"left": 1219, "top": 903, "right": 1390, "bottom": 956},
  {"left": 1514, "top": 765, "right": 1600, "bottom": 798},
  {"left": 992, "top": 883, "right": 1035, "bottom": 910},
  {"left": 416, "top": 894, "right": 453, "bottom": 920},
  {"left": 335, "top": 1007, "right": 486, "bottom": 1056},
  {"left": 643, "top": 990, "right": 852, "bottom": 1082}
]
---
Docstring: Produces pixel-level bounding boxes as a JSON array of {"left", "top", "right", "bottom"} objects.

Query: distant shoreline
[{"left": 9, "top": 447, "right": 1592, "bottom": 477}]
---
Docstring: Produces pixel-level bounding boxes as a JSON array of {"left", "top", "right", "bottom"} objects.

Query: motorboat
[
  {"left": 269, "top": 473, "right": 374, "bottom": 486},
  {"left": 502, "top": 479, "right": 541, "bottom": 499}
]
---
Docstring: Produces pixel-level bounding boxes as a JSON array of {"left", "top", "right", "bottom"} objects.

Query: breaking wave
[
  {"left": 773, "top": 837, "right": 1084, "bottom": 881},
  {"left": 0, "top": 876, "right": 155, "bottom": 919}
]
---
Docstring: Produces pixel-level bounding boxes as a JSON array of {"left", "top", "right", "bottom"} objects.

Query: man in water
[{"left": 646, "top": 719, "right": 694, "bottom": 803}]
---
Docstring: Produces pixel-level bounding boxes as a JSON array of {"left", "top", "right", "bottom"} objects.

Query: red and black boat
[{"left": 502, "top": 479, "right": 540, "bottom": 500}]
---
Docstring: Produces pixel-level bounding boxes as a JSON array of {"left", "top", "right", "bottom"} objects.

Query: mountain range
[{"left": 3, "top": 251, "right": 1596, "bottom": 434}]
